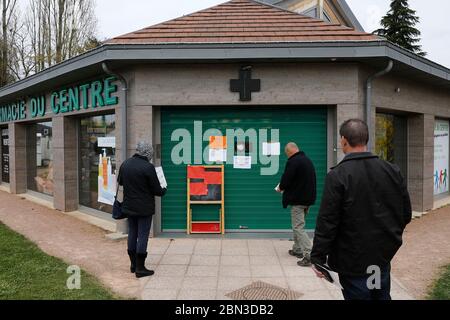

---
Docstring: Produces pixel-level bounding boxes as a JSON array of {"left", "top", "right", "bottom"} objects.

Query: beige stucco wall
[
  {"left": 123, "top": 62, "right": 362, "bottom": 165},
  {"left": 3, "top": 61, "right": 450, "bottom": 218}
]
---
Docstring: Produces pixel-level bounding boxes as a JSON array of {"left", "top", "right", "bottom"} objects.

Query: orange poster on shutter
[{"left": 209, "top": 136, "right": 227, "bottom": 150}]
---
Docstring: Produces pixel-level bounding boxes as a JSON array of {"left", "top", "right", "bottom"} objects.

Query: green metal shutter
[{"left": 161, "top": 107, "right": 327, "bottom": 231}]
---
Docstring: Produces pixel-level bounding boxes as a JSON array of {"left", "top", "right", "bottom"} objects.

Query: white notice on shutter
[
  {"left": 262, "top": 142, "right": 280, "bottom": 156},
  {"left": 233, "top": 156, "right": 252, "bottom": 169}
]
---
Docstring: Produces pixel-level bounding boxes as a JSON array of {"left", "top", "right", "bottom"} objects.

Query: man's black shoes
[
  {"left": 297, "top": 254, "right": 312, "bottom": 267},
  {"left": 288, "top": 250, "right": 304, "bottom": 259}
]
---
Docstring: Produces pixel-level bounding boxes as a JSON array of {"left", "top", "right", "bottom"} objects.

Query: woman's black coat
[{"left": 118, "top": 154, "right": 167, "bottom": 217}]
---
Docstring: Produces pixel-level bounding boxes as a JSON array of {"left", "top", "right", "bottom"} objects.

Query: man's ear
[{"left": 341, "top": 137, "right": 348, "bottom": 148}]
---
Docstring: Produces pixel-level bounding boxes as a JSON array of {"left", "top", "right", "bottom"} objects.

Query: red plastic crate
[{"left": 191, "top": 222, "right": 221, "bottom": 233}]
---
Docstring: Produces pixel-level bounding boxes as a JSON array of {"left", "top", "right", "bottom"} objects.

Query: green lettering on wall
[
  {"left": 39, "top": 96, "right": 46, "bottom": 117},
  {"left": 11, "top": 104, "right": 17, "bottom": 121},
  {"left": 69, "top": 87, "right": 80, "bottom": 111},
  {"left": 79, "top": 83, "right": 90, "bottom": 109},
  {"left": 19, "top": 101, "right": 26, "bottom": 120},
  {"left": 59, "top": 89, "right": 69, "bottom": 113},
  {"left": 31, "top": 98, "right": 38, "bottom": 118},
  {"left": 51, "top": 92, "right": 60, "bottom": 114},
  {"left": 91, "top": 80, "right": 104, "bottom": 108},
  {"left": 1, "top": 76, "right": 119, "bottom": 124},
  {"left": 7, "top": 105, "right": 12, "bottom": 121},
  {"left": 104, "top": 77, "right": 118, "bottom": 106}
]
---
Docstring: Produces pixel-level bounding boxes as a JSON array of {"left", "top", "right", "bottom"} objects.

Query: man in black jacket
[
  {"left": 277, "top": 143, "right": 317, "bottom": 267},
  {"left": 119, "top": 142, "right": 167, "bottom": 278},
  {"left": 311, "top": 119, "right": 412, "bottom": 300}
]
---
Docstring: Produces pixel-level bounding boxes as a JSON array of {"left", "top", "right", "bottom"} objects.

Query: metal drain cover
[{"left": 226, "top": 281, "right": 303, "bottom": 300}]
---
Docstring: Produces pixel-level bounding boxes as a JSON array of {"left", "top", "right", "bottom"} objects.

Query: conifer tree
[{"left": 375, "top": 0, "right": 426, "bottom": 56}]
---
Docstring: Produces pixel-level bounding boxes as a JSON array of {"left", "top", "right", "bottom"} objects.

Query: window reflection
[
  {"left": 79, "top": 114, "right": 116, "bottom": 213},
  {"left": 27, "top": 122, "right": 54, "bottom": 196},
  {"left": 375, "top": 113, "right": 408, "bottom": 177}
]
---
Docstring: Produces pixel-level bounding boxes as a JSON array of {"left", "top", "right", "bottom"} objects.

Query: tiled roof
[{"left": 107, "top": 0, "right": 379, "bottom": 45}]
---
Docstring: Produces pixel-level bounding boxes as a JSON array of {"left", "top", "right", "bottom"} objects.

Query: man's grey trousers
[{"left": 291, "top": 205, "right": 312, "bottom": 255}]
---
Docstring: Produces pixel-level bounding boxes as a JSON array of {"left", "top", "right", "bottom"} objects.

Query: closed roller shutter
[{"left": 161, "top": 106, "right": 327, "bottom": 231}]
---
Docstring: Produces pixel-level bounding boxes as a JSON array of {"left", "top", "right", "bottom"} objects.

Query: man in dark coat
[
  {"left": 277, "top": 142, "right": 317, "bottom": 267},
  {"left": 311, "top": 119, "right": 412, "bottom": 300},
  {"left": 118, "top": 141, "right": 167, "bottom": 278}
]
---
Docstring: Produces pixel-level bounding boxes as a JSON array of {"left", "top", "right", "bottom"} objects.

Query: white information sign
[
  {"left": 209, "top": 149, "right": 227, "bottom": 162},
  {"left": 262, "top": 142, "right": 281, "bottom": 156},
  {"left": 98, "top": 137, "right": 116, "bottom": 148},
  {"left": 233, "top": 156, "right": 252, "bottom": 169}
]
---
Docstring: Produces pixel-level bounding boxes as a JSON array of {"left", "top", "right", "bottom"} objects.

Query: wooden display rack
[{"left": 187, "top": 165, "right": 225, "bottom": 235}]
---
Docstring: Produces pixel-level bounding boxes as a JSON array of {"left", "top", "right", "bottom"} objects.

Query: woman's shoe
[
  {"left": 135, "top": 253, "right": 155, "bottom": 278},
  {"left": 127, "top": 250, "right": 136, "bottom": 273}
]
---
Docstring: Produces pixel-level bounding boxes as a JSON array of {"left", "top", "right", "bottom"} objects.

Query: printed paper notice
[
  {"left": 209, "top": 149, "right": 227, "bottom": 162},
  {"left": 155, "top": 167, "right": 168, "bottom": 188},
  {"left": 233, "top": 156, "right": 252, "bottom": 169},
  {"left": 98, "top": 137, "right": 116, "bottom": 148},
  {"left": 262, "top": 142, "right": 280, "bottom": 156}
]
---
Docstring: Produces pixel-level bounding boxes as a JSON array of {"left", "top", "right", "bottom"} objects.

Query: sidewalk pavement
[
  {"left": 138, "top": 238, "right": 414, "bottom": 300},
  {"left": 0, "top": 191, "right": 414, "bottom": 300}
]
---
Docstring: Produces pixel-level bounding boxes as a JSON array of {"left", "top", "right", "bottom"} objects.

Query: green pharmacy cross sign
[{"left": 0, "top": 77, "right": 119, "bottom": 124}]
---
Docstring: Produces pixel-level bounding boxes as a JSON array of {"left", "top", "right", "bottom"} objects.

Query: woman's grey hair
[{"left": 136, "top": 141, "right": 154, "bottom": 161}]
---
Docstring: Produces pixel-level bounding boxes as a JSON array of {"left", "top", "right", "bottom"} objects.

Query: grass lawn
[
  {"left": 0, "top": 222, "right": 119, "bottom": 300},
  {"left": 428, "top": 265, "right": 450, "bottom": 300}
]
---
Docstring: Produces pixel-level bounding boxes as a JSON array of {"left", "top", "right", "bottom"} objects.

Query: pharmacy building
[{"left": 1, "top": 0, "right": 449, "bottom": 236}]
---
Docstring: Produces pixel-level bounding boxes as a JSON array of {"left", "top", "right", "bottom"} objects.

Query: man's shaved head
[
  {"left": 285, "top": 142, "right": 300, "bottom": 158},
  {"left": 286, "top": 142, "right": 299, "bottom": 153}
]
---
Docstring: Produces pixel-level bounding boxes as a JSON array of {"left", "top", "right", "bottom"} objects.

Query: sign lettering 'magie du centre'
[{"left": 0, "top": 77, "right": 119, "bottom": 124}]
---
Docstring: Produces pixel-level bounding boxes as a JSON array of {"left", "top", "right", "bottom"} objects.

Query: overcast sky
[{"left": 93, "top": 0, "right": 449, "bottom": 68}]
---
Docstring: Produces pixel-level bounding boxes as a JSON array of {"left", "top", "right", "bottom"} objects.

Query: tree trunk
[
  {"left": 55, "top": 0, "right": 65, "bottom": 64},
  {"left": 1, "top": 0, "right": 9, "bottom": 85}
]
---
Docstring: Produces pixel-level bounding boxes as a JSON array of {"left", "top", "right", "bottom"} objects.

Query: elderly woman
[{"left": 118, "top": 142, "right": 167, "bottom": 278}]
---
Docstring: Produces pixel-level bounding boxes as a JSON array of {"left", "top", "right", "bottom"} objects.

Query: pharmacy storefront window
[
  {"left": 79, "top": 114, "right": 116, "bottom": 213},
  {"left": 27, "top": 122, "right": 54, "bottom": 196},
  {"left": 1, "top": 127, "right": 9, "bottom": 183}
]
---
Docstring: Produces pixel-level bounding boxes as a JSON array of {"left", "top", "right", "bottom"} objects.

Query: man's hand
[
  {"left": 312, "top": 265, "right": 326, "bottom": 279},
  {"left": 305, "top": 207, "right": 310, "bottom": 216},
  {"left": 275, "top": 184, "right": 282, "bottom": 193}
]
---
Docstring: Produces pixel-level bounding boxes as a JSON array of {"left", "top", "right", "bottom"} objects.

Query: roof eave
[{"left": 0, "top": 40, "right": 449, "bottom": 101}]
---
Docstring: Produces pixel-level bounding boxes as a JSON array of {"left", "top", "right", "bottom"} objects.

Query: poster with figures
[
  {"left": 434, "top": 120, "right": 449, "bottom": 195},
  {"left": 98, "top": 150, "right": 117, "bottom": 205}
]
